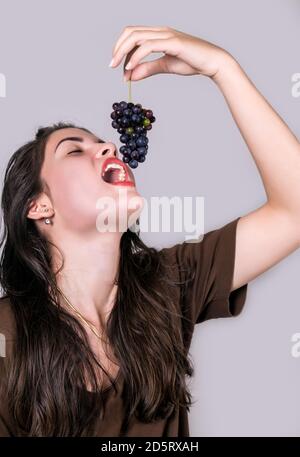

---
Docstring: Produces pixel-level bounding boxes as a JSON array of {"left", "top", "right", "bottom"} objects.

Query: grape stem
[{"left": 128, "top": 79, "right": 132, "bottom": 103}]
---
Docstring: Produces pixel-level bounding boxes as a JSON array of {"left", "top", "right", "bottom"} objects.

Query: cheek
[
  {"left": 49, "top": 163, "right": 107, "bottom": 221},
  {"left": 45, "top": 161, "right": 143, "bottom": 230}
]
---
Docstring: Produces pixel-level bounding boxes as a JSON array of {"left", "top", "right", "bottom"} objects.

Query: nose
[{"left": 95, "top": 142, "right": 117, "bottom": 159}]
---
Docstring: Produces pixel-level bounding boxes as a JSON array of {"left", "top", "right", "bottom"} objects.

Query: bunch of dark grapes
[{"left": 110, "top": 101, "right": 156, "bottom": 169}]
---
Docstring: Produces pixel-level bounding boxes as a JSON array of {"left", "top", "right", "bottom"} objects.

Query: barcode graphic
[{"left": 0, "top": 333, "right": 6, "bottom": 357}]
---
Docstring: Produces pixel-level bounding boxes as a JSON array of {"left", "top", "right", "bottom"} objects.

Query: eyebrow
[{"left": 54, "top": 136, "right": 105, "bottom": 153}]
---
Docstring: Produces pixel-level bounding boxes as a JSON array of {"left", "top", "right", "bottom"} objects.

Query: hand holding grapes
[
  {"left": 109, "top": 25, "right": 232, "bottom": 82},
  {"left": 108, "top": 25, "right": 233, "bottom": 169}
]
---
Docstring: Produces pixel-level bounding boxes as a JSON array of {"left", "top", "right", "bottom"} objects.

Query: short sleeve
[{"left": 160, "top": 216, "right": 248, "bottom": 325}]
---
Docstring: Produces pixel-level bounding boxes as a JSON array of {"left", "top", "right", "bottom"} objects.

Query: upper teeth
[{"left": 103, "top": 162, "right": 126, "bottom": 180}]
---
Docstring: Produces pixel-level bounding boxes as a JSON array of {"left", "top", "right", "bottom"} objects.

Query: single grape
[
  {"left": 137, "top": 146, "right": 147, "bottom": 155},
  {"left": 128, "top": 140, "right": 137, "bottom": 150},
  {"left": 137, "top": 154, "right": 146, "bottom": 163},
  {"left": 129, "top": 159, "right": 138, "bottom": 168},
  {"left": 111, "top": 121, "right": 119, "bottom": 129},
  {"left": 136, "top": 136, "right": 147, "bottom": 147},
  {"left": 111, "top": 111, "right": 118, "bottom": 120},
  {"left": 125, "top": 127, "right": 134, "bottom": 135},
  {"left": 131, "top": 114, "right": 140, "bottom": 123},
  {"left": 120, "top": 116, "right": 130, "bottom": 127},
  {"left": 119, "top": 101, "right": 128, "bottom": 110},
  {"left": 150, "top": 116, "right": 156, "bottom": 123},
  {"left": 117, "top": 127, "right": 125, "bottom": 134},
  {"left": 112, "top": 102, "right": 119, "bottom": 110},
  {"left": 123, "top": 155, "right": 131, "bottom": 163},
  {"left": 145, "top": 110, "right": 153, "bottom": 119},
  {"left": 143, "top": 118, "right": 151, "bottom": 127},
  {"left": 120, "top": 134, "right": 129, "bottom": 143},
  {"left": 119, "top": 145, "right": 127, "bottom": 154},
  {"left": 132, "top": 106, "right": 142, "bottom": 114},
  {"left": 123, "top": 109, "right": 132, "bottom": 117}
]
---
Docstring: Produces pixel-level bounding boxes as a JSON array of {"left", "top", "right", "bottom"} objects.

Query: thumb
[{"left": 125, "top": 55, "right": 169, "bottom": 81}]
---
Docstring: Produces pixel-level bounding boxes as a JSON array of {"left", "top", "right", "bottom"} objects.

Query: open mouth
[{"left": 101, "top": 159, "right": 135, "bottom": 186}]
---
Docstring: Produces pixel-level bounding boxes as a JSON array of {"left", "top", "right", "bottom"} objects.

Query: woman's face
[{"left": 40, "top": 127, "right": 143, "bottom": 233}]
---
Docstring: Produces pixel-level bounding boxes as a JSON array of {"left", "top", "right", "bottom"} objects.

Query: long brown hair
[{"left": 0, "top": 122, "right": 195, "bottom": 436}]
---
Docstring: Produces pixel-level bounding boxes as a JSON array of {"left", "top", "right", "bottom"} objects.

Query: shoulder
[
  {"left": 156, "top": 217, "right": 247, "bottom": 325},
  {"left": 158, "top": 217, "right": 241, "bottom": 272}
]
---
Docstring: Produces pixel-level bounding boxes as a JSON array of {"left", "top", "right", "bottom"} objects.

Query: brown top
[{"left": 0, "top": 216, "right": 248, "bottom": 437}]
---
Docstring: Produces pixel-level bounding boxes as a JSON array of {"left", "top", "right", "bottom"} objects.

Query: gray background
[{"left": 0, "top": 0, "right": 299, "bottom": 436}]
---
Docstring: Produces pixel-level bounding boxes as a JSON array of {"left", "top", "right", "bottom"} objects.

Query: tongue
[{"left": 103, "top": 168, "right": 123, "bottom": 184}]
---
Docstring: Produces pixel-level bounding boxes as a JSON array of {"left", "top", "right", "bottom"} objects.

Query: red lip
[{"left": 101, "top": 157, "right": 135, "bottom": 186}]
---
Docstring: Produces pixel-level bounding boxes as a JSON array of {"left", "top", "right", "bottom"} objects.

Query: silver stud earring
[{"left": 44, "top": 218, "right": 52, "bottom": 225}]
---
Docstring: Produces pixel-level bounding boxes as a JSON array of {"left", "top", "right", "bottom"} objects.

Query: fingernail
[
  {"left": 109, "top": 58, "right": 115, "bottom": 67},
  {"left": 125, "top": 62, "right": 132, "bottom": 70}
]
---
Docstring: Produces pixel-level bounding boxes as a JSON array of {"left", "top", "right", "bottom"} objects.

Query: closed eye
[{"left": 67, "top": 150, "right": 82, "bottom": 155}]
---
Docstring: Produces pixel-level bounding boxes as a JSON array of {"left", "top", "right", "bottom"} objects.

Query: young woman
[{"left": 0, "top": 25, "right": 299, "bottom": 437}]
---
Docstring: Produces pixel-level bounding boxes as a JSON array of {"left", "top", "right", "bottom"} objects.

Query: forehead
[{"left": 45, "top": 127, "right": 96, "bottom": 153}]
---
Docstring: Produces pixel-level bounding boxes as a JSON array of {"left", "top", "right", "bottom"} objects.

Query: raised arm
[{"left": 211, "top": 55, "right": 300, "bottom": 291}]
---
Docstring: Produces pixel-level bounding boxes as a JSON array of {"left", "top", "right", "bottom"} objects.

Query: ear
[{"left": 27, "top": 194, "right": 54, "bottom": 221}]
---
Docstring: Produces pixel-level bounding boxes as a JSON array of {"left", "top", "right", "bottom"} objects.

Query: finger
[
  {"left": 112, "top": 25, "right": 168, "bottom": 56},
  {"left": 111, "top": 31, "right": 172, "bottom": 68},
  {"left": 112, "top": 25, "right": 169, "bottom": 56},
  {"left": 122, "top": 45, "right": 139, "bottom": 81},
  {"left": 126, "top": 55, "right": 169, "bottom": 81},
  {"left": 123, "top": 45, "right": 139, "bottom": 71},
  {"left": 123, "top": 38, "right": 179, "bottom": 72}
]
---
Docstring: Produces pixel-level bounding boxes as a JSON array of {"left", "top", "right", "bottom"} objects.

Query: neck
[{"left": 51, "top": 228, "right": 122, "bottom": 332}]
